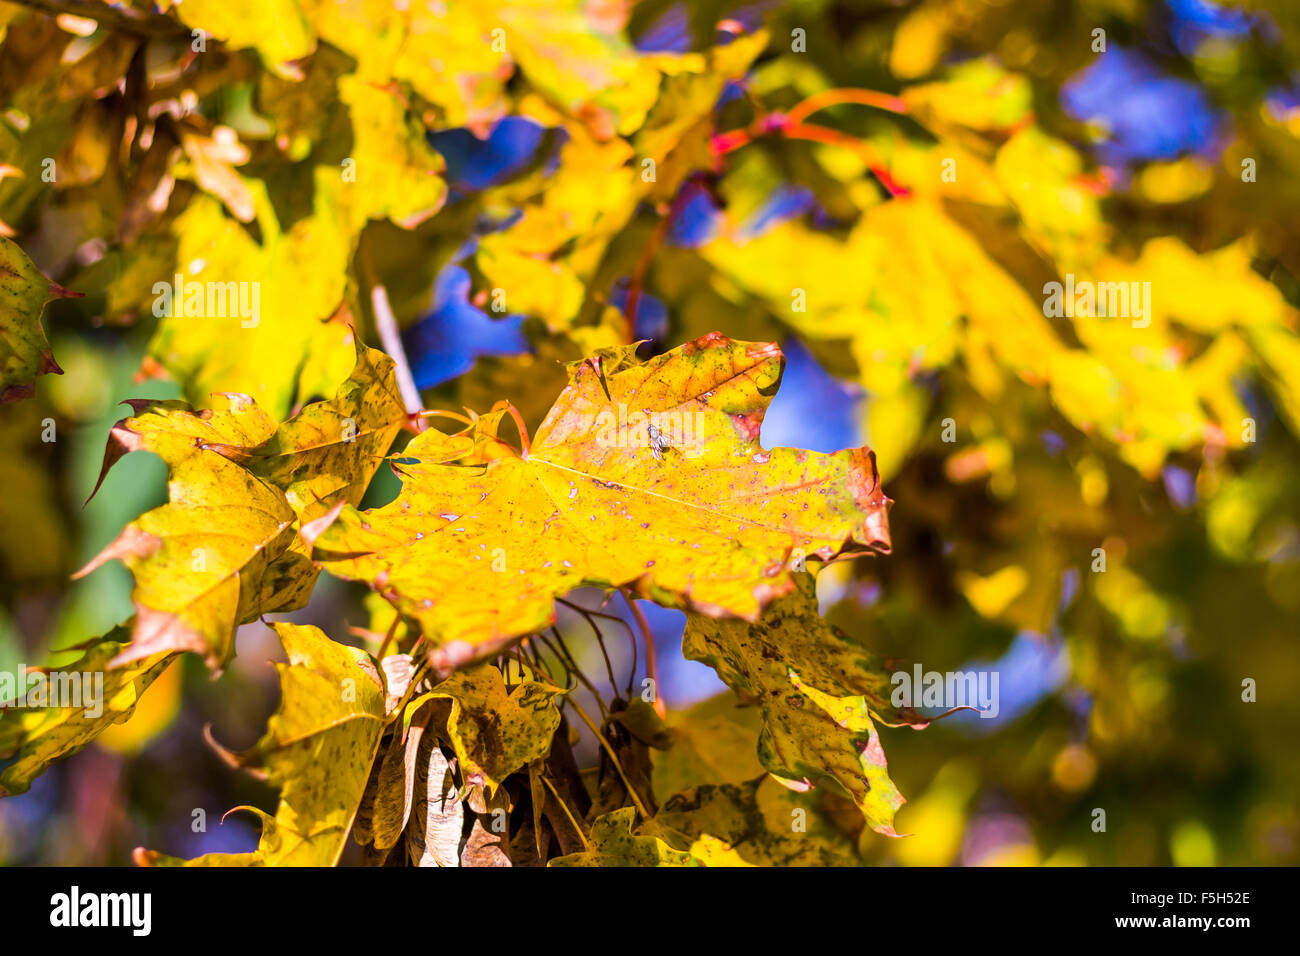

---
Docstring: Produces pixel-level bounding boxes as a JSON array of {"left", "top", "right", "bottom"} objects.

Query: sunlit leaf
[{"left": 310, "top": 333, "right": 893, "bottom": 670}]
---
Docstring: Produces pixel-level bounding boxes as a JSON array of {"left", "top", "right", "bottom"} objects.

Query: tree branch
[{"left": 360, "top": 244, "right": 427, "bottom": 432}]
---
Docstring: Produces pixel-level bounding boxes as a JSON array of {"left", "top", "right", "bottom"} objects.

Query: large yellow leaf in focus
[{"left": 310, "top": 333, "right": 894, "bottom": 673}]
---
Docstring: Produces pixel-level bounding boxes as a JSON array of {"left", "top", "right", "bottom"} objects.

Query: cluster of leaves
[
  {"left": 3, "top": 324, "right": 907, "bottom": 864},
  {"left": 2, "top": 0, "right": 1300, "bottom": 865}
]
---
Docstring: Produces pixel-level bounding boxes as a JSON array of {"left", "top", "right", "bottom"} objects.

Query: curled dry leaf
[
  {"left": 407, "top": 733, "right": 463, "bottom": 867},
  {"left": 461, "top": 815, "right": 512, "bottom": 867}
]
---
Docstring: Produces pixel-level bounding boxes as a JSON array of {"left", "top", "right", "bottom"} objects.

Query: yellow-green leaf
[
  {"left": 418, "top": 664, "right": 565, "bottom": 796},
  {"left": 548, "top": 807, "right": 699, "bottom": 867},
  {"left": 81, "top": 340, "right": 404, "bottom": 669},
  {"left": 78, "top": 395, "right": 314, "bottom": 671},
  {"left": 651, "top": 692, "right": 766, "bottom": 801},
  {"left": 682, "top": 575, "right": 913, "bottom": 835},
  {"left": 136, "top": 622, "right": 385, "bottom": 866},
  {"left": 0, "top": 626, "right": 175, "bottom": 797},
  {"left": 0, "top": 235, "right": 65, "bottom": 402},
  {"left": 244, "top": 338, "right": 408, "bottom": 522},
  {"left": 648, "top": 777, "right": 864, "bottom": 867}
]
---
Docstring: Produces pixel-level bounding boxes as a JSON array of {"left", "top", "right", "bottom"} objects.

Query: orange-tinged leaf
[
  {"left": 78, "top": 394, "right": 312, "bottom": 671},
  {"left": 309, "top": 333, "right": 893, "bottom": 671},
  {"left": 82, "top": 341, "right": 405, "bottom": 670}
]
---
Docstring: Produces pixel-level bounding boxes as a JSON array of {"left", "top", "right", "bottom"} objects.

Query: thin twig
[
  {"left": 588, "top": 615, "right": 620, "bottom": 693},
  {"left": 624, "top": 181, "right": 698, "bottom": 343},
  {"left": 497, "top": 400, "right": 532, "bottom": 457},
  {"left": 540, "top": 775, "right": 591, "bottom": 851},
  {"left": 714, "top": 119, "right": 908, "bottom": 198},
  {"left": 360, "top": 245, "right": 426, "bottom": 432},
  {"left": 561, "top": 597, "right": 637, "bottom": 695},
  {"left": 540, "top": 631, "right": 608, "bottom": 718},
  {"left": 783, "top": 122, "right": 910, "bottom": 197},
  {"left": 564, "top": 695, "right": 652, "bottom": 820},
  {"left": 619, "top": 589, "right": 665, "bottom": 720},
  {"left": 532, "top": 636, "right": 575, "bottom": 691},
  {"left": 375, "top": 614, "right": 401, "bottom": 661},
  {"left": 415, "top": 408, "right": 475, "bottom": 427},
  {"left": 784, "top": 87, "right": 908, "bottom": 126}
]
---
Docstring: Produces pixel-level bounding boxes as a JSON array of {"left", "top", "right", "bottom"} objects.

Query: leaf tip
[
  {"left": 300, "top": 498, "right": 348, "bottom": 550},
  {"left": 131, "top": 847, "right": 161, "bottom": 867}
]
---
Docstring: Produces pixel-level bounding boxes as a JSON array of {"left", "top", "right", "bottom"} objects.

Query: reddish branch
[
  {"left": 711, "top": 87, "right": 912, "bottom": 198},
  {"left": 620, "top": 589, "right": 665, "bottom": 719},
  {"left": 623, "top": 182, "right": 699, "bottom": 343},
  {"left": 784, "top": 87, "right": 908, "bottom": 126}
]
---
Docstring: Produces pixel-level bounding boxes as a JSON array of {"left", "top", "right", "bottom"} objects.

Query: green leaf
[
  {"left": 648, "top": 777, "right": 864, "bottom": 866},
  {"left": 651, "top": 692, "right": 765, "bottom": 801},
  {"left": 548, "top": 807, "right": 699, "bottom": 867}
]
